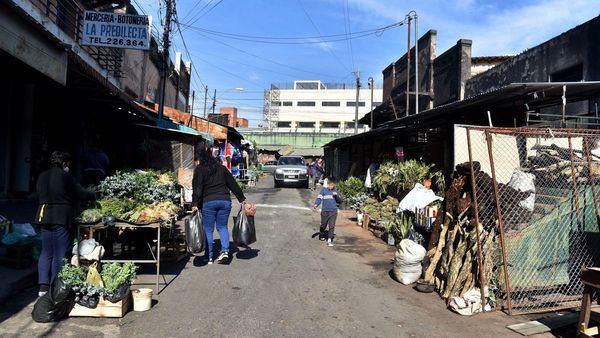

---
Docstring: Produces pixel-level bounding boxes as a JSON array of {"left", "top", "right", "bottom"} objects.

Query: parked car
[
  {"left": 262, "top": 160, "right": 278, "bottom": 174},
  {"left": 273, "top": 156, "right": 309, "bottom": 188}
]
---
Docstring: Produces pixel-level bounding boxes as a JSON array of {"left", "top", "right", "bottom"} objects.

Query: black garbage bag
[
  {"left": 185, "top": 213, "right": 205, "bottom": 254},
  {"left": 32, "top": 278, "right": 75, "bottom": 323},
  {"left": 76, "top": 294, "right": 100, "bottom": 309},
  {"left": 104, "top": 284, "right": 130, "bottom": 303},
  {"left": 232, "top": 204, "right": 256, "bottom": 246}
]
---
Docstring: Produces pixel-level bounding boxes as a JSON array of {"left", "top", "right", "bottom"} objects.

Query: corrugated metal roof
[{"left": 290, "top": 148, "right": 324, "bottom": 157}]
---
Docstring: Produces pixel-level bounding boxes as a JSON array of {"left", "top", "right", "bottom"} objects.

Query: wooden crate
[{"left": 69, "top": 294, "right": 131, "bottom": 318}]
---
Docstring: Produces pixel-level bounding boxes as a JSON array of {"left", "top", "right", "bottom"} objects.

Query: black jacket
[
  {"left": 35, "top": 167, "right": 96, "bottom": 227},
  {"left": 192, "top": 164, "right": 245, "bottom": 207}
]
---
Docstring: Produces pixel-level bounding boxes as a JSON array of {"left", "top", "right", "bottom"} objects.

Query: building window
[
  {"left": 322, "top": 101, "right": 341, "bottom": 107},
  {"left": 322, "top": 122, "right": 340, "bottom": 128},
  {"left": 297, "top": 101, "right": 316, "bottom": 107},
  {"left": 298, "top": 122, "right": 315, "bottom": 128},
  {"left": 346, "top": 101, "right": 366, "bottom": 107},
  {"left": 372, "top": 102, "right": 382, "bottom": 107},
  {"left": 272, "top": 101, "right": 281, "bottom": 106},
  {"left": 277, "top": 121, "right": 291, "bottom": 128},
  {"left": 345, "top": 122, "right": 364, "bottom": 129},
  {"left": 295, "top": 82, "right": 320, "bottom": 90},
  {"left": 282, "top": 101, "right": 293, "bottom": 106}
]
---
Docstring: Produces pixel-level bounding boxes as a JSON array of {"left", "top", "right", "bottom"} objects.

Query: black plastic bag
[
  {"left": 232, "top": 205, "right": 256, "bottom": 246},
  {"left": 76, "top": 294, "right": 100, "bottom": 309},
  {"left": 32, "top": 278, "right": 75, "bottom": 323},
  {"left": 104, "top": 284, "right": 130, "bottom": 303},
  {"left": 185, "top": 213, "right": 205, "bottom": 254}
]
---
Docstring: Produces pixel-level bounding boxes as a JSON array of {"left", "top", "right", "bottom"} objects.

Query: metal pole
[
  {"left": 406, "top": 15, "right": 411, "bottom": 117},
  {"left": 354, "top": 69, "right": 361, "bottom": 134},
  {"left": 561, "top": 85, "right": 566, "bottom": 127},
  {"left": 158, "top": 0, "right": 173, "bottom": 121},
  {"left": 584, "top": 137, "right": 600, "bottom": 231},
  {"left": 466, "top": 128, "right": 488, "bottom": 312},
  {"left": 212, "top": 89, "right": 217, "bottom": 115},
  {"left": 485, "top": 130, "right": 513, "bottom": 314},
  {"left": 414, "top": 13, "right": 418, "bottom": 115},
  {"left": 203, "top": 86, "right": 208, "bottom": 118},
  {"left": 368, "top": 77, "right": 374, "bottom": 129},
  {"left": 568, "top": 136, "right": 582, "bottom": 226},
  {"left": 187, "top": 90, "right": 195, "bottom": 126}
]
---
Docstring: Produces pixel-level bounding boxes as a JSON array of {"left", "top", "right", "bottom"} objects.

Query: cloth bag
[
  {"left": 233, "top": 204, "right": 256, "bottom": 246},
  {"left": 185, "top": 213, "right": 205, "bottom": 254},
  {"left": 392, "top": 239, "right": 426, "bottom": 285}
]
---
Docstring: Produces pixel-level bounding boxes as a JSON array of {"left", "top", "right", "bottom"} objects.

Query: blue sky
[{"left": 135, "top": 0, "right": 599, "bottom": 126}]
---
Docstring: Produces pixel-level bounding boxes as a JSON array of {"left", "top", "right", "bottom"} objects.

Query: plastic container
[{"left": 132, "top": 288, "right": 153, "bottom": 312}]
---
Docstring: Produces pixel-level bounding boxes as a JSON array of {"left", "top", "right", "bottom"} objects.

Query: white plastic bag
[
  {"left": 398, "top": 183, "right": 443, "bottom": 212},
  {"left": 393, "top": 239, "right": 426, "bottom": 285},
  {"left": 448, "top": 287, "right": 491, "bottom": 316},
  {"left": 507, "top": 170, "right": 536, "bottom": 211}
]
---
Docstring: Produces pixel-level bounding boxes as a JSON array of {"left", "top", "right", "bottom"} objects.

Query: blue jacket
[{"left": 314, "top": 188, "right": 342, "bottom": 212}]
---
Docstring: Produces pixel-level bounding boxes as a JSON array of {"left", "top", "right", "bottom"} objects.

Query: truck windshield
[{"left": 278, "top": 157, "right": 305, "bottom": 166}]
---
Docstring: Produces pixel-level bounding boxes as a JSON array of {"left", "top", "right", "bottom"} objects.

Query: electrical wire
[
  {"left": 184, "top": 0, "right": 224, "bottom": 28},
  {"left": 179, "top": 21, "right": 403, "bottom": 41},
  {"left": 343, "top": 0, "right": 355, "bottom": 70},
  {"left": 182, "top": 0, "right": 215, "bottom": 27}
]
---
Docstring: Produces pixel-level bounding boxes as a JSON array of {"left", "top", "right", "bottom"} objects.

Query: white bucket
[{"left": 132, "top": 288, "right": 153, "bottom": 312}]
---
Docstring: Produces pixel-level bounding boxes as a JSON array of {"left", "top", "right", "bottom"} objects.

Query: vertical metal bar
[
  {"left": 485, "top": 130, "right": 513, "bottom": 314},
  {"left": 414, "top": 14, "right": 418, "bottom": 116},
  {"left": 561, "top": 85, "right": 566, "bottom": 128},
  {"left": 157, "top": 223, "right": 161, "bottom": 294},
  {"left": 466, "top": 128, "right": 488, "bottom": 310},
  {"left": 583, "top": 137, "right": 600, "bottom": 231},
  {"left": 406, "top": 15, "right": 411, "bottom": 117},
  {"left": 568, "top": 136, "right": 582, "bottom": 227}
]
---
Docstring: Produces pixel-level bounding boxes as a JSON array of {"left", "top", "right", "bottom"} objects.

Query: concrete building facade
[{"left": 265, "top": 80, "right": 383, "bottom": 134}]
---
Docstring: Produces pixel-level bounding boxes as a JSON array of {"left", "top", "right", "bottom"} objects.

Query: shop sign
[{"left": 82, "top": 11, "right": 151, "bottom": 50}]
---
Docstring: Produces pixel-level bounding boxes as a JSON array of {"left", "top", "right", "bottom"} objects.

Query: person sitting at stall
[
  {"left": 35, "top": 151, "right": 96, "bottom": 297},
  {"left": 191, "top": 151, "right": 246, "bottom": 264}
]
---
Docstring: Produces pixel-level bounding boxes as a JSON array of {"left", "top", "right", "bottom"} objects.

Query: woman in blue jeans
[
  {"left": 191, "top": 151, "right": 246, "bottom": 264},
  {"left": 35, "top": 151, "right": 96, "bottom": 296}
]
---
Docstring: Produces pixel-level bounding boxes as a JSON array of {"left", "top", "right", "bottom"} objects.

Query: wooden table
[
  {"left": 579, "top": 268, "right": 600, "bottom": 337},
  {"left": 77, "top": 222, "right": 162, "bottom": 294}
]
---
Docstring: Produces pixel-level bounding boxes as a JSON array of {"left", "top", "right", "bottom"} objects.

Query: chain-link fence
[{"left": 464, "top": 127, "right": 600, "bottom": 315}]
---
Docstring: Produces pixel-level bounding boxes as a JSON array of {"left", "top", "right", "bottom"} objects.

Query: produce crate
[{"left": 69, "top": 294, "right": 131, "bottom": 318}]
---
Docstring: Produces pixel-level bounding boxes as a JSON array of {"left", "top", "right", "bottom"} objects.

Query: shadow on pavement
[
  {"left": 236, "top": 248, "right": 260, "bottom": 260},
  {"left": 0, "top": 286, "right": 37, "bottom": 324}
]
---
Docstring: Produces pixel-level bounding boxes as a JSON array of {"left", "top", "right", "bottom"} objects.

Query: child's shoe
[{"left": 327, "top": 239, "right": 334, "bottom": 247}]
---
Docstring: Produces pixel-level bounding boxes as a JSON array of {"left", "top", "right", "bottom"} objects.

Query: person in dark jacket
[
  {"left": 192, "top": 151, "right": 246, "bottom": 264},
  {"left": 35, "top": 151, "right": 96, "bottom": 296}
]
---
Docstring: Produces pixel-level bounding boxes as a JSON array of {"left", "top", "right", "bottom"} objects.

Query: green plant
[
  {"left": 361, "top": 196, "right": 399, "bottom": 221},
  {"left": 337, "top": 177, "right": 367, "bottom": 199},
  {"left": 347, "top": 193, "right": 369, "bottom": 211},
  {"left": 385, "top": 212, "right": 414, "bottom": 239},
  {"left": 58, "top": 260, "right": 86, "bottom": 286},
  {"left": 373, "top": 160, "right": 445, "bottom": 197},
  {"left": 101, "top": 262, "right": 138, "bottom": 294}
]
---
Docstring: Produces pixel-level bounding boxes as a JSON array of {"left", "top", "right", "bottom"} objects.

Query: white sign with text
[{"left": 82, "top": 11, "right": 151, "bottom": 50}]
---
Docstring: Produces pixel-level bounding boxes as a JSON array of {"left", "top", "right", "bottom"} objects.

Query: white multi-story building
[{"left": 264, "top": 80, "right": 383, "bottom": 134}]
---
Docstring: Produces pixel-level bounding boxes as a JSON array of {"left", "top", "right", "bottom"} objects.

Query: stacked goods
[
  {"left": 522, "top": 144, "right": 588, "bottom": 184},
  {"left": 78, "top": 170, "right": 181, "bottom": 227},
  {"left": 373, "top": 160, "right": 445, "bottom": 198},
  {"left": 424, "top": 162, "right": 526, "bottom": 301},
  {"left": 361, "top": 197, "right": 399, "bottom": 223}
]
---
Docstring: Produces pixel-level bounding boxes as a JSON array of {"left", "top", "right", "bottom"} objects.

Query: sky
[{"left": 134, "top": 0, "right": 600, "bottom": 127}]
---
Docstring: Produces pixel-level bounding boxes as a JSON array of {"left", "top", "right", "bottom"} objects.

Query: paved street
[{"left": 0, "top": 179, "right": 528, "bottom": 338}]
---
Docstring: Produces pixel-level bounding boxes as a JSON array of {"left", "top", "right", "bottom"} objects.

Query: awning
[{"left": 134, "top": 120, "right": 214, "bottom": 143}]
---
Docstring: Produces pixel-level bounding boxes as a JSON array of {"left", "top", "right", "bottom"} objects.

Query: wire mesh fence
[{"left": 465, "top": 127, "right": 600, "bottom": 315}]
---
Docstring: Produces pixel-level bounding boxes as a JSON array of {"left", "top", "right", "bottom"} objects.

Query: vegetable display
[
  {"left": 373, "top": 160, "right": 445, "bottom": 197},
  {"left": 101, "top": 262, "right": 138, "bottom": 294},
  {"left": 78, "top": 170, "right": 182, "bottom": 226},
  {"left": 337, "top": 177, "right": 367, "bottom": 199}
]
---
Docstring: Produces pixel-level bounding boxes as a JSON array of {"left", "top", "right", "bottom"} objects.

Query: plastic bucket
[{"left": 132, "top": 288, "right": 153, "bottom": 312}]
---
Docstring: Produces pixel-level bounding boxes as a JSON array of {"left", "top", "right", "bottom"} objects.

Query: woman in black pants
[{"left": 35, "top": 151, "right": 96, "bottom": 296}]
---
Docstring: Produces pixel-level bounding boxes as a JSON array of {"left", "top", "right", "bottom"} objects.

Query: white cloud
[
  {"left": 346, "top": 0, "right": 598, "bottom": 56},
  {"left": 249, "top": 71, "right": 261, "bottom": 81}
]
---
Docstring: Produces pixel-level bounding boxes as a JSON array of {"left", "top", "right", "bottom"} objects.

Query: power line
[
  {"left": 193, "top": 31, "right": 345, "bottom": 79},
  {"left": 182, "top": 0, "right": 214, "bottom": 27},
  {"left": 184, "top": 0, "right": 224, "bottom": 28},
  {"left": 179, "top": 21, "right": 403, "bottom": 41},
  {"left": 180, "top": 0, "right": 207, "bottom": 23},
  {"left": 343, "top": 0, "right": 355, "bottom": 69}
]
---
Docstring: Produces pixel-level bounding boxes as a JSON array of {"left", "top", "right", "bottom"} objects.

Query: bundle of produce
[
  {"left": 78, "top": 170, "right": 182, "bottom": 226},
  {"left": 373, "top": 160, "right": 445, "bottom": 198},
  {"left": 337, "top": 177, "right": 367, "bottom": 199},
  {"left": 360, "top": 196, "right": 399, "bottom": 222}
]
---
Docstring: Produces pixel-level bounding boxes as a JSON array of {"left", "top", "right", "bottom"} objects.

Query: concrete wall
[
  {"left": 241, "top": 131, "right": 344, "bottom": 148},
  {"left": 432, "top": 39, "right": 472, "bottom": 106},
  {"left": 466, "top": 15, "right": 600, "bottom": 97}
]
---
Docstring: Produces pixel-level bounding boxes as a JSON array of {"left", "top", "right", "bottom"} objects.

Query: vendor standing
[{"left": 35, "top": 151, "right": 96, "bottom": 296}]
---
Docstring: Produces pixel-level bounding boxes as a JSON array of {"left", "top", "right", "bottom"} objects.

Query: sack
[
  {"left": 104, "top": 284, "right": 131, "bottom": 303},
  {"left": 507, "top": 170, "right": 536, "bottom": 211},
  {"left": 86, "top": 262, "right": 104, "bottom": 288},
  {"left": 233, "top": 204, "right": 256, "bottom": 246},
  {"left": 76, "top": 294, "right": 100, "bottom": 309},
  {"left": 185, "top": 213, "right": 205, "bottom": 254},
  {"left": 31, "top": 278, "right": 75, "bottom": 323},
  {"left": 392, "top": 239, "right": 426, "bottom": 285}
]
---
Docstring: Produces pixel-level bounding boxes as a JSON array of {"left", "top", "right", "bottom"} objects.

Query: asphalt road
[{"left": 0, "top": 178, "right": 530, "bottom": 338}]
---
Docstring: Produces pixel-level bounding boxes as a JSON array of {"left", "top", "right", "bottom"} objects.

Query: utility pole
[
  {"left": 368, "top": 77, "right": 374, "bottom": 129},
  {"left": 187, "top": 90, "right": 195, "bottom": 126},
  {"left": 157, "top": 0, "right": 174, "bottom": 121},
  {"left": 354, "top": 68, "right": 361, "bottom": 134},
  {"left": 406, "top": 14, "right": 411, "bottom": 117},
  {"left": 413, "top": 11, "right": 419, "bottom": 116},
  {"left": 212, "top": 89, "right": 217, "bottom": 116},
  {"left": 203, "top": 86, "right": 208, "bottom": 118}
]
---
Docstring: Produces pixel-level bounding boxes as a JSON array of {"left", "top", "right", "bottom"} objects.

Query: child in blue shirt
[{"left": 313, "top": 177, "right": 343, "bottom": 246}]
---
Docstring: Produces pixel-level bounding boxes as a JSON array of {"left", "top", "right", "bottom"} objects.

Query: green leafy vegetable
[
  {"left": 101, "top": 262, "right": 138, "bottom": 294},
  {"left": 58, "top": 260, "right": 86, "bottom": 286}
]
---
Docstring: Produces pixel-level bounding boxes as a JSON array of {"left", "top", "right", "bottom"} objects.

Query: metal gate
[{"left": 465, "top": 127, "right": 600, "bottom": 315}]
